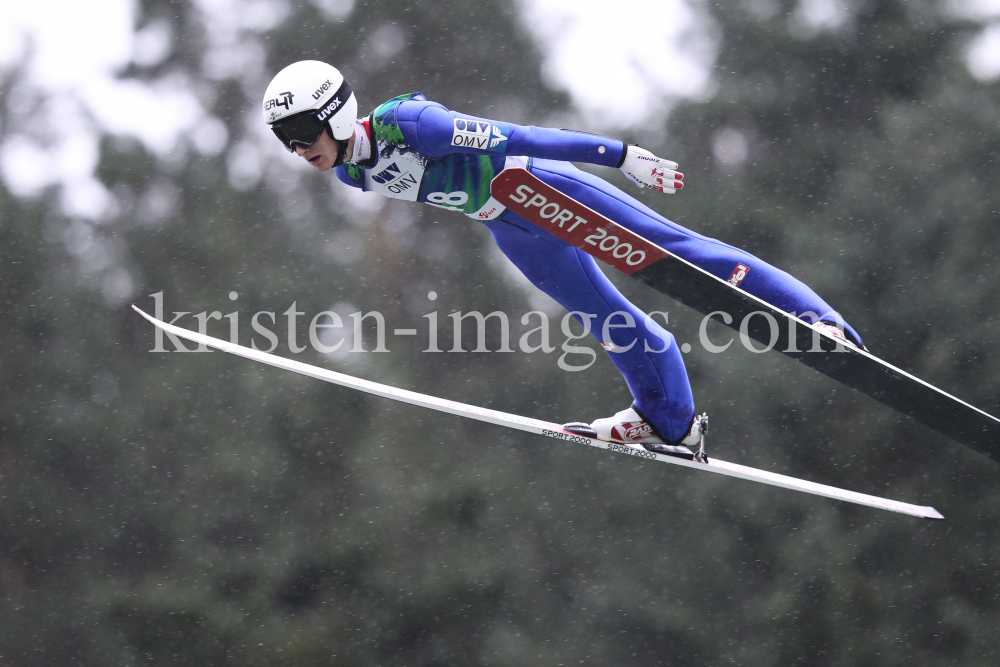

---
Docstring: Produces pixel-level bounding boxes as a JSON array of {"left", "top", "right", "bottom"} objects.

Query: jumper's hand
[{"left": 619, "top": 145, "right": 684, "bottom": 193}]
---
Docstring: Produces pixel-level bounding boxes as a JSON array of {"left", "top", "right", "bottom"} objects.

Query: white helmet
[{"left": 262, "top": 60, "right": 358, "bottom": 152}]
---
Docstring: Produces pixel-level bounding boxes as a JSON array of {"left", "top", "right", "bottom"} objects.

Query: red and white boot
[
  {"left": 564, "top": 407, "right": 709, "bottom": 461},
  {"left": 815, "top": 322, "right": 867, "bottom": 351}
]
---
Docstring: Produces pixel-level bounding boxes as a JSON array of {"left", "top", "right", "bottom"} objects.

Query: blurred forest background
[{"left": 3, "top": 0, "right": 1000, "bottom": 665}]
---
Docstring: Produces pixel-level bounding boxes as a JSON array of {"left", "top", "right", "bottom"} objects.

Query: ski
[
  {"left": 490, "top": 168, "right": 1000, "bottom": 460},
  {"left": 133, "top": 305, "right": 942, "bottom": 520}
]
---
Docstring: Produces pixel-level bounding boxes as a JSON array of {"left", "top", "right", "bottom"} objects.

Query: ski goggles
[{"left": 270, "top": 111, "right": 328, "bottom": 152}]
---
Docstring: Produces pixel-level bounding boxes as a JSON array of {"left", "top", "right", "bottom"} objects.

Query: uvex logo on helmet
[
  {"left": 316, "top": 96, "right": 343, "bottom": 122},
  {"left": 312, "top": 79, "right": 333, "bottom": 100},
  {"left": 264, "top": 91, "right": 294, "bottom": 112}
]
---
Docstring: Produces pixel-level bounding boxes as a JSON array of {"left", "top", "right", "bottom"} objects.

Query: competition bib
[{"left": 363, "top": 149, "right": 427, "bottom": 201}]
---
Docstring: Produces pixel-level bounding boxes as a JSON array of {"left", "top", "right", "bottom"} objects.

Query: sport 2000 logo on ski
[
  {"left": 541, "top": 428, "right": 593, "bottom": 445},
  {"left": 490, "top": 170, "right": 670, "bottom": 275},
  {"left": 502, "top": 183, "right": 651, "bottom": 269},
  {"left": 606, "top": 443, "right": 657, "bottom": 460}
]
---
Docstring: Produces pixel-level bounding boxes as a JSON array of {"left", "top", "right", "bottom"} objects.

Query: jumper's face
[{"left": 296, "top": 130, "right": 339, "bottom": 172}]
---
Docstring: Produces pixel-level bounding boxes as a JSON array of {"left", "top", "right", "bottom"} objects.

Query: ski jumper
[{"left": 335, "top": 93, "right": 862, "bottom": 441}]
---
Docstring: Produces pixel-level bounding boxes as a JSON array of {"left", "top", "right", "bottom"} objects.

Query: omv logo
[
  {"left": 371, "top": 162, "right": 402, "bottom": 184},
  {"left": 451, "top": 118, "right": 509, "bottom": 153}
]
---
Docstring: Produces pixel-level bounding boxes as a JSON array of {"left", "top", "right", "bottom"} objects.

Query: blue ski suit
[{"left": 335, "top": 93, "right": 861, "bottom": 441}]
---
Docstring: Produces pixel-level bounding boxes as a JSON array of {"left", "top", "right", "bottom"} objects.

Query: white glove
[{"left": 619, "top": 145, "right": 684, "bottom": 193}]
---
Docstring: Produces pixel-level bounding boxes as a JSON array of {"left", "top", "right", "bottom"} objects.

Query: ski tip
[{"left": 132, "top": 304, "right": 153, "bottom": 321}]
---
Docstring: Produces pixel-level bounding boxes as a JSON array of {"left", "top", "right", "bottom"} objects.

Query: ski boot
[
  {"left": 564, "top": 407, "right": 709, "bottom": 462},
  {"left": 816, "top": 322, "right": 868, "bottom": 352}
]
